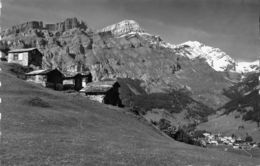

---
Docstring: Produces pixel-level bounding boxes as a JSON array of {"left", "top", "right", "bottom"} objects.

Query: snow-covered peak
[
  {"left": 175, "top": 41, "right": 236, "bottom": 72},
  {"left": 100, "top": 21, "right": 259, "bottom": 73},
  {"left": 99, "top": 20, "right": 144, "bottom": 37},
  {"left": 236, "top": 60, "right": 259, "bottom": 73},
  {"left": 182, "top": 41, "right": 203, "bottom": 48},
  {"left": 99, "top": 20, "right": 176, "bottom": 49}
]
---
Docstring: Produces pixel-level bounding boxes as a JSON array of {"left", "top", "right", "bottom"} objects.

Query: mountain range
[
  {"left": 1, "top": 18, "right": 260, "bottom": 163},
  {"left": 99, "top": 19, "right": 259, "bottom": 74},
  {"left": 1, "top": 17, "right": 260, "bottom": 130}
]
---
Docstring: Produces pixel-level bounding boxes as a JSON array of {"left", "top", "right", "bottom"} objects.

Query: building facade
[
  {"left": 80, "top": 80, "right": 122, "bottom": 107},
  {"left": 8, "top": 48, "right": 43, "bottom": 67},
  {"left": 26, "top": 69, "right": 64, "bottom": 90},
  {"left": 63, "top": 73, "right": 92, "bottom": 91}
]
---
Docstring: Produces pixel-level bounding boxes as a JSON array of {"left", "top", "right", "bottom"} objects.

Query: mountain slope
[
  {"left": 197, "top": 72, "right": 260, "bottom": 142},
  {"left": 175, "top": 41, "right": 236, "bottom": 72},
  {"left": 237, "top": 60, "right": 260, "bottom": 73},
  {"left": 1, "top": 18, "right": 234, "bottom": 110},
  {"left": 99, "top": 20, "right": 144, "bottom": 37},
  {"left": 1, "top": 62, "right": 260, "bottom": 165}
]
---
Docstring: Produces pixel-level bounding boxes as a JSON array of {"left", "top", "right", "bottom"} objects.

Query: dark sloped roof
[
  {"left": 63, "top": 71, "right": 91, "bottom": 78},
  {"left": 26, "top": 69, "right": 62, "bottom": 76},
  {"left": 8, "top": 48, "right": 38, "bottom": 53},
  {"left": 80, "top": 81, "right": 117, "bottom": 93}
]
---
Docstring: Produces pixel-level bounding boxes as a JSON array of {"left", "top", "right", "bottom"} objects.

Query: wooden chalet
[
  {"left": 26, "top": 69, "right": 64, "bottom": 90},
  {"left": 8, "top": 48, "right": 43, "bottom": 67},
  {"left": 63, "top": 72, "right": 92, "bottom": 91},
  {"left": 80, "top": 80, "right": 122, "bottom": 107}
]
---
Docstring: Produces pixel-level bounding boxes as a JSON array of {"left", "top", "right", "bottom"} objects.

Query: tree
[
  {"left": 173, "top": 129, "right": 194, "bottom": 145},
  {"left": 245, "top": 134, "right": 253, "bottom": 142},
  {"left": 158, "top": 118, "right": 171, "bottom": 131},
  {"left": 193, "top": 130, "right": 206, "bottom": 139}
]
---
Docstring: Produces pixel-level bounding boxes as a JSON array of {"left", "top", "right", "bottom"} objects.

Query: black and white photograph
[{"left": 0, "top": 0, "right": 260, "bottom": 165}]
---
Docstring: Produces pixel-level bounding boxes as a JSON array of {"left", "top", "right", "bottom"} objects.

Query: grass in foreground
[{"left": 1, "top": 62, "right": 260, "bottom": 166}]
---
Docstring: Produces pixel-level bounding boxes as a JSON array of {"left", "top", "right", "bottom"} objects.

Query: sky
[{"left": 1, "top": 0, "right": 260, "bottom": 61}]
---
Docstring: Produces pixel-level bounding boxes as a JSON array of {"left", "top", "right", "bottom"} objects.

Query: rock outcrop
[
  {"left": 45, "top": 17, "right": 87, "bottom": 32},
  {"left": 1, "top": 18, "right": 87, "bottom": 37},
  {"left": 99, "top": 20, "right": 144, "bottom": 37},
  {"left": 1, "top": 18, "right": 234, "bottom": 109}
]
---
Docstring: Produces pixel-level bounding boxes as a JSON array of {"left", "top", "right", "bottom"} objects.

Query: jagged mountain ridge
[
  {"left": 99, "top": 20, "right": 175, "bottom": 49},
  {"left": 1, "top": 18, "right": 234, "bottom": 110},
  {"left": 2, "top": 18, "right": 258, "bottom": 74},
  {"left": 99, "top": 20, "right": 145, "bottom": 37},
  {"left": 1, "top": 17, "right": 87, "bottom": 37},
  {"left": 99, "top": 20, "right": 259, "bottom": 73}
]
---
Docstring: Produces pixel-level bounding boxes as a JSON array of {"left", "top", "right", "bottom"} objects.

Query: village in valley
[{"left": 195, "top": 132, "right": 259, "bottom": 151}]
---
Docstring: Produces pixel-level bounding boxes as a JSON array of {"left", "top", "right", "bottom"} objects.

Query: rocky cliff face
[
  {"left": 1, "top": 18, "right": 87, "bottom": 37},
  {"left": 1, "top": 19, "right": 234, "bottom": 110},
  {"left": 99, "top": 20, "right": 144, "bottom": 37}
]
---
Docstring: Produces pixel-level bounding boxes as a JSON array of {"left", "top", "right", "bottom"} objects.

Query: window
[
  {"left": 18, "top": 53, "right": 23, "bottom": 60},
  {"left": 13, "top": 53, "right": 18, "bottom": 60}
]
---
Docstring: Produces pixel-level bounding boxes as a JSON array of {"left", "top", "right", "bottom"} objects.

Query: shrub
[
  {"left": 9, "top": 63, "right": 33, "bottom": 80},
  {"left": 173, "top": 129, "right": 194, "bottom": 145},
  {"left": 158, "top": 118, "right": 171, "bottom": 131},
  {"left": 193, "top": 130, "right": 206, "bottom": 139},
  {"left": 164, "top": 126, "right": 177, "bottom": 138},
  {"left": 150, "top": 120, "right": 157, "bottom": 126},
  {"left": 245, "top": 135, "right": 253, "bottom": 142},
  {"left": 129, "top": 106, "right": 145, "bottom": 116},
  {"left": 27, "top": 97, "right": 50, "bottom": 108},
  {"left": 182, "top": 123, "right": 197, "bottom": 133}
]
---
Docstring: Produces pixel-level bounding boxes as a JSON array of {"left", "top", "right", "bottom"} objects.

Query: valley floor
[
  {"left": 197, "top": 112, "right": 260, "bottom": 143},
  {"left": 0, "top": 62, "right": 260, "bottom": 166}
]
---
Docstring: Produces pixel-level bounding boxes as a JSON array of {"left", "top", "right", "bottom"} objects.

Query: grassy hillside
[
  {"left": 1, "top": 62, "right": 259, "bottom": 165},
  {"left": 117, "top": 78, "right": 213, "bottom": 124}
]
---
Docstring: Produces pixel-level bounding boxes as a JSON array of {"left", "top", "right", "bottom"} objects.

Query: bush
[
  {"left": 193, "top": 130, "right": 206, "bottom": 139},
  {"left": 27, "top": 97, "right": 50, "bottom": 108},
  {"left": 9, "top": 63, "right": 33, "bottom": 80},
  {"left": 150, "top": 120, "right": 157, "bottom": 126},
  {"left": 245, "top": 135, "right": 253, "bottom": 142},
  {"left": 129, "top": 106, "right": 146, "bottom": 116},
  {"left": 164, "top": 126, "right": 177, "bottom": 138},
  {"left": 158, "top": 118, "right": 171, "bottom": 131},
  {"left": 173, "top": 129, "right": 194, "bottom": 145},
  {"left": 182, "top": 123, "right": 197, "bottom": 133}
]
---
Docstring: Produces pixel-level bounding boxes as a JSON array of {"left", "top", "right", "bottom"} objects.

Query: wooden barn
[
  {"left": 80, "top": 80, "right": 122, "bottom": 107},
  {"left": 63, "top": 72, "right": 92, "bottom": 91},
  {"left": 26, "top": 69, "right": 64, "bottom": 90},
  {"left": 8, "top": 48, "right": 43, "bottom": 67},
  {"left": 0, "top": 50, "right": 7, "bottom": 61}
]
